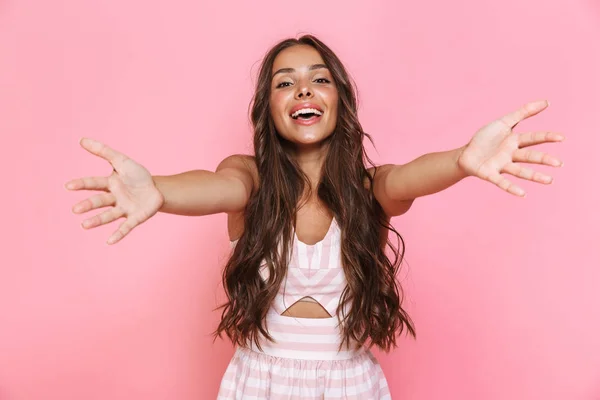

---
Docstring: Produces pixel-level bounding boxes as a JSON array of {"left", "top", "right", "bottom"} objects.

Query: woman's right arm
[
  {"left": 66, "top": 138, "right": 256, "bottom": 244},
  {"left": 154, "top": 154, "right": 257, "bottom": 216}
]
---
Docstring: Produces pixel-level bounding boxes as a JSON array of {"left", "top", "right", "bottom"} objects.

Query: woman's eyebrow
[{"left": 272, "top": 64, "right": 328, "bottom": 78}]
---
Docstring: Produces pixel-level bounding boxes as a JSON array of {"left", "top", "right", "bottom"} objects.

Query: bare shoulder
[
  {"left": 216, "top": 155, "right": 257, "bottom": 241},
  {"left": 217, "top": 154, "right": 257, "bottom": 175},
  {"left": 367, "top": 164, "right": 413, "bottom": 217},
  {"left": 364, "top": 165, "right": 396, "bottom": 245},
  {"left": 216, "top": 154, "right": 259, "bottom": 188},
  {"left": 365, "top": 164, "right": 393, "bottom": 190}
]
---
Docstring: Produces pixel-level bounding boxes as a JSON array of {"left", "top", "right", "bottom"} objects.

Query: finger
[
  {"left": 503, "top": 163, "right": 553, "bottom": 184},
  {"left": 107, "top": 218, "right": 137, "bottom": 245},
  {"left": 79, "top": 138, "right": 128, "bottom": 169},
  {"left": 72, "top": 192, "right": 116, "bottom": 214},
  {"left": 500, "top": 100, "right": 549, "bottom": 128},
  {"left": 512, "top": 148, "right": 563, "bottom": 167},
  {"left": 519, "top": 131, "right": 565, "bottom": 148},
  {"left": 64, "top": 176, "right": 110, "bottom": 191},
  {"left": 81, "top": 207, "right": 124, "bottom": 229},
  {"left": 487, "top": 171, "right": 526, "bottom": 197}
]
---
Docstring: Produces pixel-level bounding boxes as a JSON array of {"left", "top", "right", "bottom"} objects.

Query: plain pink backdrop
[{"left": 1, "top": 0, "right": 598, "bottom": 399}]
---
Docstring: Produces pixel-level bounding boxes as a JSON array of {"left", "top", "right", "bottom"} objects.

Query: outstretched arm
[
  {"left": 154, "top": 154, "right": 257, "bottom": 216},
  {"left": 66, "top": 138, "right": 256, "bottom": 244},
  {"left": 373, "top": 100, "right": 564, "bottom": 217}
]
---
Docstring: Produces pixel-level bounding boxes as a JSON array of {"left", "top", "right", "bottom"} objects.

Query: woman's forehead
[{"left": 272, "top": 45, "right": 326, "bottom": 74}]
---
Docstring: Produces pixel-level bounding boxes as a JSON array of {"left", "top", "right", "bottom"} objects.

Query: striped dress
[{"left": 217, "top": 218, "right": 392, "bottom": 399}]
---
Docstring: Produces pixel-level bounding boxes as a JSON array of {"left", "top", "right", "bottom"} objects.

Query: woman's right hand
[{"left": 65, "top": 138, "right": 165, "bottom": 245}]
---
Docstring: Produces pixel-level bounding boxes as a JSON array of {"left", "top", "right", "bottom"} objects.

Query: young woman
[{"left": 65, "top": 35, "right": 564, "bottom": 399}]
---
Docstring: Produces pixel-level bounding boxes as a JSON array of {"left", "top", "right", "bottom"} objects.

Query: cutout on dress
[{"left": 281, "top": 296, "right": 332, "bottom": 319}]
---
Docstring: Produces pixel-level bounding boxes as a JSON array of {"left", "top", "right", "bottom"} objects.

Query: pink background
[{"left": 1, "top": 0, "right": 599, "bottom": 399}]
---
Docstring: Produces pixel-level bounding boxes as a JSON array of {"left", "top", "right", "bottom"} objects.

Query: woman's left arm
[{"left": 372, "top": 100, "right": 565, "bottom": 217}]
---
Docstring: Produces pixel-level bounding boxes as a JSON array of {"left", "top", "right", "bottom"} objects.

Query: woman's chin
[
  {"left": 291, "top": 136, "right": 329, "bottom": 149},
  {"left": 287, "top": 130, "right": 333, "bottom": 146}
]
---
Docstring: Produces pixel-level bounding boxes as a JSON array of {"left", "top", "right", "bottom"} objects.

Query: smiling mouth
[{"left": 290, "top": 108, "right": 324, "bottom": 120}]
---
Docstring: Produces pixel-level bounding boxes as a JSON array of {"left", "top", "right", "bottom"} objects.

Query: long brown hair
[{"left": 215, "top": 35, "right": 415, "bottom": 352}]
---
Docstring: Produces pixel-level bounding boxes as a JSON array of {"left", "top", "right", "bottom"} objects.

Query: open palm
[
  {"left": 458, "top": 100, "right": 564, "bottom": 197},
  {"left": 65, "top": 138, "right": 164, "bottom": 244}
]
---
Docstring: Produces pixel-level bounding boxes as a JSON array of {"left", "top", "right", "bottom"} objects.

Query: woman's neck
[{"left": 291, "top": 142, "right": 328, "bottom": 188}]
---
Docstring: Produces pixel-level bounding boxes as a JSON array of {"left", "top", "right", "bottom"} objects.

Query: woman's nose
[{"left": 295, "top": 85, "right": 313, "bottom": 100}]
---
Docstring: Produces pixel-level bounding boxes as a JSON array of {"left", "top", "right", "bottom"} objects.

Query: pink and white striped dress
[{"left": 217, "top": 218, "right": 392, "bottom": 399}]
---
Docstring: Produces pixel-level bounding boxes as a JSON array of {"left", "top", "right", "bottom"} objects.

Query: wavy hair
[{"left": 215, "top": 35, "right": 415, "bottom": 351}]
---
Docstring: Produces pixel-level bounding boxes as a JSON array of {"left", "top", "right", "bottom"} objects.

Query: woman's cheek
[{"left": 270, "top": 92, "right": 286, "bottom": 117}]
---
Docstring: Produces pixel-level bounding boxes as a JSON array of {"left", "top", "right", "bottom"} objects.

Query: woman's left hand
[{"left": 457, "top": 100, "right": 564, "bottom": 197}]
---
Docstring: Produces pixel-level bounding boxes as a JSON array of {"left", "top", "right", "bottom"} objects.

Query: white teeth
[{"left": 291, "top": 108, "right": 323, "bottom": 119}]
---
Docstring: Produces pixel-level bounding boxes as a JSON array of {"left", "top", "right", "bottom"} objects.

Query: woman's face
[{"left": 269, "top": 45, "right": 339, "bottom": 147}]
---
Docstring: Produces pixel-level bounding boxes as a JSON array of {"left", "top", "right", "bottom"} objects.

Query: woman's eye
[
  {"left": 276, "top": 81, "right": 292, "bottom": 88},
  {"left": 314, "top": 78, "right": 331, "bottom": 84}
]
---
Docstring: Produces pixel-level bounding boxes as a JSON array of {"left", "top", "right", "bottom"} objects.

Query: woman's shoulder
[
  {"left": 218, "top": 155, "right": 256, "bottom": 242},
  {"left": 365, "top": 164, "right": 392, "bottom": 190},
  {"left": 217, "top": 154, "right": 259, "bottom": 187},
  {"left": 218, "top": 154, "right": 257, "bottom": 171}
]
